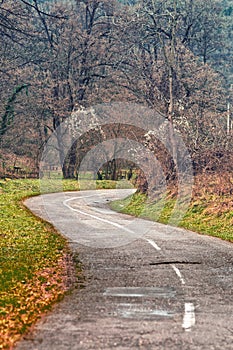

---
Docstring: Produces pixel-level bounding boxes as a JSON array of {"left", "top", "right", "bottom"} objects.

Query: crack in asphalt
[{"left": 149, "top": 261, "right": 202, "bottom": 266}]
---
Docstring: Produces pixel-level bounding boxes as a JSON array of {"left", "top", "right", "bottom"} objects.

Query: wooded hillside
[{"left": 0, "top": 0, "right": 232, "bottom": 182}]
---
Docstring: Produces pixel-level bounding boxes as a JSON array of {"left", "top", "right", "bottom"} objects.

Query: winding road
[{"left": 16, "top": 189, "right": 233, "bottom": 349}]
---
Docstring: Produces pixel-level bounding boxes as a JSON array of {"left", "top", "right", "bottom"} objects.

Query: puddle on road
[
  {"left": 104, "top": 287, "right": 176, "bottom": 320},
  {"left": 114, "top": 303, "right": 174, "bottom": 320},
  {"left": 103, "top": 287, "right": 176, "bottom": 299}
]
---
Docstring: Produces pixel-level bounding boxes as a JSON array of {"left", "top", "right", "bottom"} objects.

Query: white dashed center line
[
  {"left": 182, "top": 303, "right": 196, "bottom": 331},
  {"left": 63, "top": 195, "right": 196, "bottom": 332},
  {"left": 145, "top": 237, "right": 196, "bottom": 331},
  {"left": 171, "top": 264, "right": 186, "bottom": 285},
  {"left": 146, "top": 238, "right": 162, "bottom": 251}
]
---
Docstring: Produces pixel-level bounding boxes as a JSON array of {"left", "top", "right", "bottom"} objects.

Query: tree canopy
[{"left": 0, "top": 0, "right": 232, "bottom": 177}]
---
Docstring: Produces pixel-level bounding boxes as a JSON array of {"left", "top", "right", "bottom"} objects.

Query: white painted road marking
[
  {"left": 145, "top": 239, "right": 185, "bottom": 286},
  {"left": 171, "top": 264, "right": 186, "bottom": 285},
  {"left": 63, "top": 195, "right": 195, "bottom": 331},
  {"left": 182, "top": 303, "right": 196, "bottom": 331},
  {"left": 145, "top": 237, "right": 195, "bottom": 331},
  {"left": 63, "top": 196, "right": 135, "bottom": 234},
  {"left": 146, "top": 238, "right": 162, "bottom": 251}
]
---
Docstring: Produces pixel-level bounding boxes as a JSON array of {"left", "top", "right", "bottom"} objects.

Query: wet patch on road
[
  {"left": 103, "top": 287, "right": 176, "bottom": 298},
  {"left": 115, "top": 303, "right": 175, "bottom": 319}
]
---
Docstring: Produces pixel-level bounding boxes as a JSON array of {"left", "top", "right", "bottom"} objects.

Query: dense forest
[{"left": 0, "top": 0, "right": 232, "bottom": 184}]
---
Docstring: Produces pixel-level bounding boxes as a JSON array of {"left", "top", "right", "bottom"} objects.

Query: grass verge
[
  {"left": 0, "top": 179, "right": 122, "bottom": 349},
  {"left": 2, "top": 176, "right": 231, "bottom": 348},
  {"left": 0, "top": 179, "right": 69, "bottom": 349},
  {"left": 110, "top": 176, "right": 233, "bottom": 242},
  {"left": 0, "top": 178, "right": 119, "bottom": 349}
]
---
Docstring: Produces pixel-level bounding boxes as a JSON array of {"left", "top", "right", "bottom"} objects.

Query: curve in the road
[{"left": 16, "top": 189, "right": 233, "bottom": 350}]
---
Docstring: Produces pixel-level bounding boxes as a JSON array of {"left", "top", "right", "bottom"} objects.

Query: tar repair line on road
[{"left": 146, "top": 238, "right": 195, "bottom": 331}]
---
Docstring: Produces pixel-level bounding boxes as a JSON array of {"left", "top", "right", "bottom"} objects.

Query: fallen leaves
[
  {"left": 0, "top": 179, "right": 76, "bottom": 349},
  {"left": 0, "top": 254, "right": 73, "bottom": 350}
]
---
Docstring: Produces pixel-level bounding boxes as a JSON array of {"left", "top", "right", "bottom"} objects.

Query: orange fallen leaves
[{"left": 0, "top": 253, "right": 74, "bottom": 350}]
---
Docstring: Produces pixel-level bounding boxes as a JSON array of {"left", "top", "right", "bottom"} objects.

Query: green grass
[
  {"left": 2, "top": 177, "right": 231, "bottom": 348},
  {"left": 180, "top": 199, "right": 233, "bottom": 241},
  {"left": 111, "top": 192, "right": 233, "bottom": 242},
  {"left": 0, "top": 178, "right": 119, "bottom": 348},
  {"left": 0, "top": 179, "right": 66, "bottom": 348}
]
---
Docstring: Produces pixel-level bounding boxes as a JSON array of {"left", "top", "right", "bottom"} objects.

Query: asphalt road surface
[{"left": 16, "top": 189, "right": 233, "bottom": 350}]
